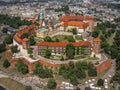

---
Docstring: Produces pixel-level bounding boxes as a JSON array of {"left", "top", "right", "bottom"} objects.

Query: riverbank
[{"left": 0, "top": 78, "right": 26, "bottom": 90}]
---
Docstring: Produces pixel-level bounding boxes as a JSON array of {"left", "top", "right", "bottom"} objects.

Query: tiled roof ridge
[{"left": 38, "top": 41, "right": 91, "bottom": 47}]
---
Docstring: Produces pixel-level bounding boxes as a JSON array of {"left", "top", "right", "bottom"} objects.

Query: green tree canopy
[
  {"left": 44, "top": 36, "right": 52, "bottom": 42},
  {"left": 66, "top": 44, "right": 75, "bottom": 59},
  {"left": 4, "top": 35, "right": 13, "bottom": 44},
  {"left": 27, "top": 48, "right": 33, "bottom": 54},
  {"left": 10, "top": 45, "right": 19, "bottom": 53},
  {"left": 2, "top": 27, "right": 8, "bottom": 34},
  {"left": 97, "top": 78, "right": 104, "bottom": 86},
  {"left": 3, "top": 59, "right": 10, "bottom": 68},
  {"left": 15, "top": 61, "right": 29, "bottom": 74},
  {"left": 34, "top": 64, "right": 53, "bottom": 78},
  {"left": 45, "top": 49, "right": 51, "bottom": 58},
  {"left": 72, "top": 28, "right": 78, "bottom": 35},
  {"left": 20, "top": 33, "right": 29, "bottom": 39},
  {"left": 0, "top": 43, "right": 6, "bottom": 52},
  {"left": 47, "top": 78, "right": 57, "bottom": 89},
  {"left": 29, "top": 36, "right": 36, "bottom": 45},
  {"left": 70, "top": 75, "right": 78, "bottom": 86}
]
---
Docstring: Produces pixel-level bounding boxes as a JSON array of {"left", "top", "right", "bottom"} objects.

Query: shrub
[{"left": 3, "top": 59, "right": 10, "bottom": 68}]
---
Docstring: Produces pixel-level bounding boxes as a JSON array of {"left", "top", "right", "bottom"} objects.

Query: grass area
[
  {"left": 52, "top": 35, "right": 75, "bottom": 42},
  {"left": 74, "top": 55, "right": 86, "bottom": 59},
  {"left": 75, "top": 35, "right": 83, "bottom": 41},
  {"left": 0, "top": 52, "right": 6, "bottom": 70},
  {"left": 54, "top": 74, "right": 69, "bottom": 84},
  {"left": 50, "top": 55, "right": 61, "bottom": 60},
  {"left": 107, "top": 32, "right": 116, "bottom": 45},
  {"left": 0, "top": 52, "right": 29, "bottom": 77},
  {"left": 0, "top": 78, "right": 26, "bottom": 90}
]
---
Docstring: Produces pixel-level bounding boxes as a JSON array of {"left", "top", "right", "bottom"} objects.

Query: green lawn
[
  {"left": 75, "top": 35, "right": 83, "bottom": 41},
  {"left": 50, "top": 55, "right": 61, "bottom": 60},
  {"left": 0, "top": 52, "right": 28, "bottom": 76},
  {"left": 52, "top": 35, "right": 75, "bottom": 42}
]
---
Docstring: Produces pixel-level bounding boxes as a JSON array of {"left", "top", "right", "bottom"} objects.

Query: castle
[{"left": 7, "top": 14, "right": 111, "bottom": 74}]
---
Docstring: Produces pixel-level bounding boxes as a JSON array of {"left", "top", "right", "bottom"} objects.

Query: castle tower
[
  {"left": 22, "top": 38, "right": 30, "bottom": 49},
  {"left": 92, "top": 38, "right": 101, "bottom": 54}
]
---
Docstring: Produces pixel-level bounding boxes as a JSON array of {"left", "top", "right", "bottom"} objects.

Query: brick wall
[{"left": 95, "top": 60, "right": 112, "bottom": 74}]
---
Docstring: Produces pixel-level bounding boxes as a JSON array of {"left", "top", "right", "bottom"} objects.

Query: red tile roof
[
  {"left": 61, "top": 21, "right": 88, "bottom": 29},
  {"left": 14, "top": 24, "right": 35, "bottom": 44},
  {"left": 59, "top": 15, "right": 95, "bottom": 22},
  {"left": 38, "top": 41, "right": 91, "bottom": 47},
  {"left": 93, "top": 38, "right": 101, "bottom": 42}
]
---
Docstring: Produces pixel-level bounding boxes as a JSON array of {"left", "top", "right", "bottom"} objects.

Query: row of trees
[
  {"left": 0, "top": 14, "right": 32, "bottom": 29},
  {"left": 59, "top": 61, "right": 97, "bottom": 85},
  {"left": 34, "top": 64, "right": 53, "bottom": 78},
  {"left": 111, "top": 30, "right": 120, "bottom": 84}
]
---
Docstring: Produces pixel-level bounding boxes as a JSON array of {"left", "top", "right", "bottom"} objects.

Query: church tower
[{"left": 38, "top": 12, "right": 45, "bottom": 27}]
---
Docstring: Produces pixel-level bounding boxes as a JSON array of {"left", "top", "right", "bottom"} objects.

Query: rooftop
[
  {"left": 59, "top": 15, "right": 95, "bottom": 22},
  {"left": 61, "top": 21, "right": 88, "bottom": 29},
  {"left": 38, "top": 41, "right": 91, "bottom": 47}
]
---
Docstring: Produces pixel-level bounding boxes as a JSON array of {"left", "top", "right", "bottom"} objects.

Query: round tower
[{"left": 22, "top": 38, "right": 30, "bottom": 49}]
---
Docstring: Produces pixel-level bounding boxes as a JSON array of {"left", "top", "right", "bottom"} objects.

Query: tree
[
  {"left": 66, "top": 44, "right": 75, "bottom": 59},
  {"left": 47, "top": 78, "right": 57, "bottom": 89},
  {"left": 92, "top": 30, "right": 99, "bottom": 38},
  {"left": 85, "top": 87, "right": 91, "bottom": 90},
  {"left": 97, "top": 78, "right": 104, "bottom": 86},
  {"left": 27, "top": 48, "right": 33, "bottom": 54},
  {"left": 15, "top": 61, "right": 29, "bottom": 74},
  {"left": 30, "top": 36, "right": 36, "bottom": 45},
  {"left": 75, "top": 69, "right": 86, "bottom": 79},
  {"left": 2, "top": 28, "right": 8, "bottom": 34},
  {"left": 59, "top": 64, "right": 66, "bottom": 75},
  {"left": 10, "top": 45, "right": 19, "bottom": 53},
  {"left": 112, "top": 71, "right": 120, "bottom": 84},
  {"left": 34, "top": 64, "right": 53, "bottom": 78},
  {"left": 0, "top": 43, "right": 6, "bottom": 52},
  {"left": 44, "top": 36, "right": 52, "bottom": 42},
  {"left": 72, "top": 28, "right": 78, "bottom": 35},
  {"left": 70, "top": 75, "right": 78, "bottom": 86},
  {"left": 69, "top": 61, "right": 74, "bottom": 69},
  {"left": 55, "top": 38, "right": 59, "bottom": 42},
  {"left": 20, "top": 33, "right": 29, "bottom": 39},
  {"left": 45, "top": 49, "right": 51, "bottom": 58},
  {"left": 76, "top": 47, "right": 79, "bottom": 55},
  {"left": 88, "top": 67, "right": 97, "bottom": 77},
  {"left": 4, "top": 35, "right": 13, "bottom": 44},
  {"left": 3, "top": 59, "right": 10, "bottom": 68}
]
